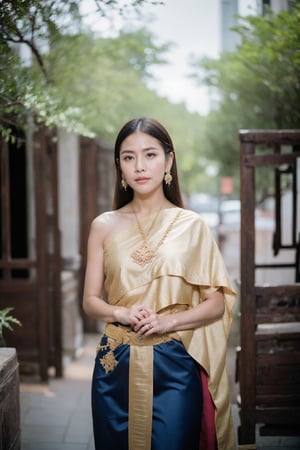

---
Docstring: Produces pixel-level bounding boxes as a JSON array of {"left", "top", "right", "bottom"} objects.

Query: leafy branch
[{"left": 0, "top": 307, "right": 22, "bottom": 347}]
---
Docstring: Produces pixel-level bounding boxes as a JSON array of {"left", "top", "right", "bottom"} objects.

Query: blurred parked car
[
  {"left": 219, "top": 199, "right": 275, "bottom": 232},
  {"left": 219, "top": 200, "right": 241, "bottom": 230},
  {"left": 188, "top": 194, "right": 220, "bottom": 237}
]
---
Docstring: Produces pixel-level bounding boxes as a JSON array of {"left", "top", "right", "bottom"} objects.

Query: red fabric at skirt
[{"left": 199, "top": 368, "right": 217, "bottom": 450}]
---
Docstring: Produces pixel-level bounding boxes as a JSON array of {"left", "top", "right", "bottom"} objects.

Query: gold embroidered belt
[
  {"left": 104, "top": 322, "right": 175, "bottom": 346},
  {"left": 100, "top": 323, "right": 179, "bottom": 450}
]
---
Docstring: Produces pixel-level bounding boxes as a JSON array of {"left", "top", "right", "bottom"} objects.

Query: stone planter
[{"left": 0, "top": 348, "right": 21, "bottom": 450}]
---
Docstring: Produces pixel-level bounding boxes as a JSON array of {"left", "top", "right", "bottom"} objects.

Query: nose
[{"left": 135, "top": 157, "right": 145, "bottom": 173}]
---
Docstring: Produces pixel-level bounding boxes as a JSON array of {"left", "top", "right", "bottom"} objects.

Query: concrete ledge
[{"left": 0, "top": 348, "right": 21, "bottom": 450}]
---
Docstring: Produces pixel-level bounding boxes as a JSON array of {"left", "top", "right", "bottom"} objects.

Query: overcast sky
[
  {"left": 82, "top": 0, "right": 259, "bottom": 114},
  {"left": 141, "top": 0, "right": 221, "bottom": 114},
  {"left": 143, "top": 0, "right": 258, "bottom": 114}
]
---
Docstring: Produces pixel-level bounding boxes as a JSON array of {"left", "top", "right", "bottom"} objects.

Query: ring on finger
[{"left": 148, "top": 324, "right": 152, "bottom": 330}]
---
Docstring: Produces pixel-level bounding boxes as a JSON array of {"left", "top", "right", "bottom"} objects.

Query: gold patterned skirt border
[{"left": 98, "top": 323, "right": 178, "bottom": 450}]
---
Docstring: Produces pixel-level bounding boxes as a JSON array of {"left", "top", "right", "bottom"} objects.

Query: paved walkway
[
  {"left": 20, "top": 332, "right": 300, "bottom": 450},
  {"left": 20, "top": 334, "right": 96, "bottom": 450}
]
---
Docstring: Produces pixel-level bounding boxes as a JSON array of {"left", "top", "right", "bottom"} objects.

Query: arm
[
  {"left": 82, "top": 217, "right": 150, "bottom": 326},
  {"left": 133, "top": 289, "right": 225, "bottom": 336},
  {"left": 167, "top": 289, "right": 225, "bottom": 331}
]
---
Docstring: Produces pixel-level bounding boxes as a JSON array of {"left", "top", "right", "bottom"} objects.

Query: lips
[{"left": 135, "top": 177, "right": 150, "bottom": 183}]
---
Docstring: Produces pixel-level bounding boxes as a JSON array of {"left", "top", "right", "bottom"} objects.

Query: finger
[
  {"left": 139, "top": 306, "right": 153, "bottom": 315},
  {"left": 135, "top": 322, "right": 151, "bottom": 335},
  {"left": 140, "top": 310, "right": 149, "bottom": 319},
  {"left": 131, "top": 311, "right": 147, "bottom": 325},
  {"left": 143, "top": 323, "right": 154, "bottom": 334}
]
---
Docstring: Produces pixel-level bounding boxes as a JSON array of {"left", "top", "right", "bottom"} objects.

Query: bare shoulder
[
  {"left": 90, "top": 211, "right": 118, "bottom": 235},
  {"left": 90, "top": 209, "right": 134, "bottom": 244},
  {"left": 92, "top": 211, "right": 117, "bottom": 226}
]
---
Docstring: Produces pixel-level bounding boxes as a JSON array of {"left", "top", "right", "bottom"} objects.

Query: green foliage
[
  {"left": 0, "top": 307, "right": 22, "bottom": 347},
  {"left": 0, "top": 0, "right": 91, "bottom": 141},
  {"left": 45, "top": 29, "right": 171, "bottom": 139},
  {"left": 0, "top": 0, "right": 213, "bottom": 196},
  {"left": 190, "top": 5, "right": 300, "bottom": 199},
  {"left": 0, "top": 0, "right": 164, "bottom": 141},
  {"left": 23, "top": 84, "right": 95, "bottom": 137},
  {"left": 0, "top": 0, "right": 83, "bottom": 79}
]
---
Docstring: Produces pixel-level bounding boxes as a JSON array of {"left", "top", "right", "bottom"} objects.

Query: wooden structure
[
  {"left": 0, "top": 126, "right": 114, "bottom": 381},
  {"left": 0, "top": 126, "right": 62, "bottom": 381},
  {"left": 238, "top": 130, "right": 300, "bottom": 446}
]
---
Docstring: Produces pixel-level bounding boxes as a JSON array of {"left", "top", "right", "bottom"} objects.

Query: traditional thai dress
[{"left": 92, "top": 207, "right": 236, "bottom": 450}]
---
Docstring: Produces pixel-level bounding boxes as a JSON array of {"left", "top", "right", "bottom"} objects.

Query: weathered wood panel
[{"left": 238, "top": 130, "right": 300, "bottom": 446}]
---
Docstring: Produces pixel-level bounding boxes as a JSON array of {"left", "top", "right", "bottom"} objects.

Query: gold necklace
[{"left": 131, "top": 208, "right": 181, "bottom": 267}]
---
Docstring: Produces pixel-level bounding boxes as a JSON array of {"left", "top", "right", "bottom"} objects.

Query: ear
[{"left": 166, "top": 151, "right": 174, "bottom": 172}]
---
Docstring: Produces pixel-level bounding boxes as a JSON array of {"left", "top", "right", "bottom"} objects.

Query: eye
[
  {"left": 122, "top": 155, "right": 134, "bottom": 161},
  {"left": 146, "top": 152, "right": 156, "bottom": 158}
]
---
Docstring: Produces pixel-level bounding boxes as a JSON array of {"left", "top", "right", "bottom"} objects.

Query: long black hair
[{"left": 112, "top": 117, "right": 184, "bottom": 210}]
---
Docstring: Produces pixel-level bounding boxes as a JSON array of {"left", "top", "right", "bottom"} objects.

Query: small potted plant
[{"left": 0, "top": 307, "right": 22, "bottom": 347}]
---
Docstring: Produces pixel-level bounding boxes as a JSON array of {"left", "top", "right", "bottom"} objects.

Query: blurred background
[
  {"left": 1, "top": 0, "right": 299, "bottom": 376},
  {"left": 1, "top": 1, "right": 300, "bottom": 449}
]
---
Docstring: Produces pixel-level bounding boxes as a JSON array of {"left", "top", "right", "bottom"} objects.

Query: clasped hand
[{"left": 127, "top": 304, "right": 165, "bottom": 336}]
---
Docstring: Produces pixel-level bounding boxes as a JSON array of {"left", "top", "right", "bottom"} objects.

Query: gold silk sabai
[{"left": 103, "top": 207, "right": 237, "bottom": 450}]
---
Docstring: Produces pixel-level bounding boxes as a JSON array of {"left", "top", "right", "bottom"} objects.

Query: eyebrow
[{"left": 120, "top": 146, "right": 159, "bottom": 154}]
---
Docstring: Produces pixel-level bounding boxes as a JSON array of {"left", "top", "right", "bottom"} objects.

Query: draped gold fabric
[{"left": 104, "top": 207, "right": 236, "bottom": 450}]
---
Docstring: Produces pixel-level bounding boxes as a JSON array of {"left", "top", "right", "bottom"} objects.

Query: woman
[{"left": 83, "top": 117, "right": 236, "bottom": 450}]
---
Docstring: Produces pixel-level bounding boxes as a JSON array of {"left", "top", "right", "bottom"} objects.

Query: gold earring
[
  {"left": 121, "top": 178, "right": 128, "bottom": 191},
  {"left": 164, "top": 171, "right": 172, "bottom": 186}
]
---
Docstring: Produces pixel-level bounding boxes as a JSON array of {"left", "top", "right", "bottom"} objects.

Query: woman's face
[{"left": 119, "top": 131, "right": 173, "bottom": 195}]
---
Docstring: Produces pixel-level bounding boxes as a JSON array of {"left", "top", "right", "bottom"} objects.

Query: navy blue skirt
[{"left": 92, "top": 336, "right": 202, "bottom": 450}]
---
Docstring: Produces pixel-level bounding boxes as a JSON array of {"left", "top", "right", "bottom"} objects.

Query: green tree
[
  {"left": 46, "top": 29, "right": 171, "bottom": 139},
  {"left": 190, "top": 6, "right": 300, "bottom": 199},
  {"left": 0, "top": 0, "right": 212, "bottom": 196},
  {"left": 0, "top": 0, "right": 163, "bottom": 140}
]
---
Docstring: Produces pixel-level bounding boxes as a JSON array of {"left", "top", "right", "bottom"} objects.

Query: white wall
[
  {"left": 58, "top": 128, "right": 81, "bottom": 269},
  {"left": 58, "top": 128, "right": 83, "bottom": 356}
]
